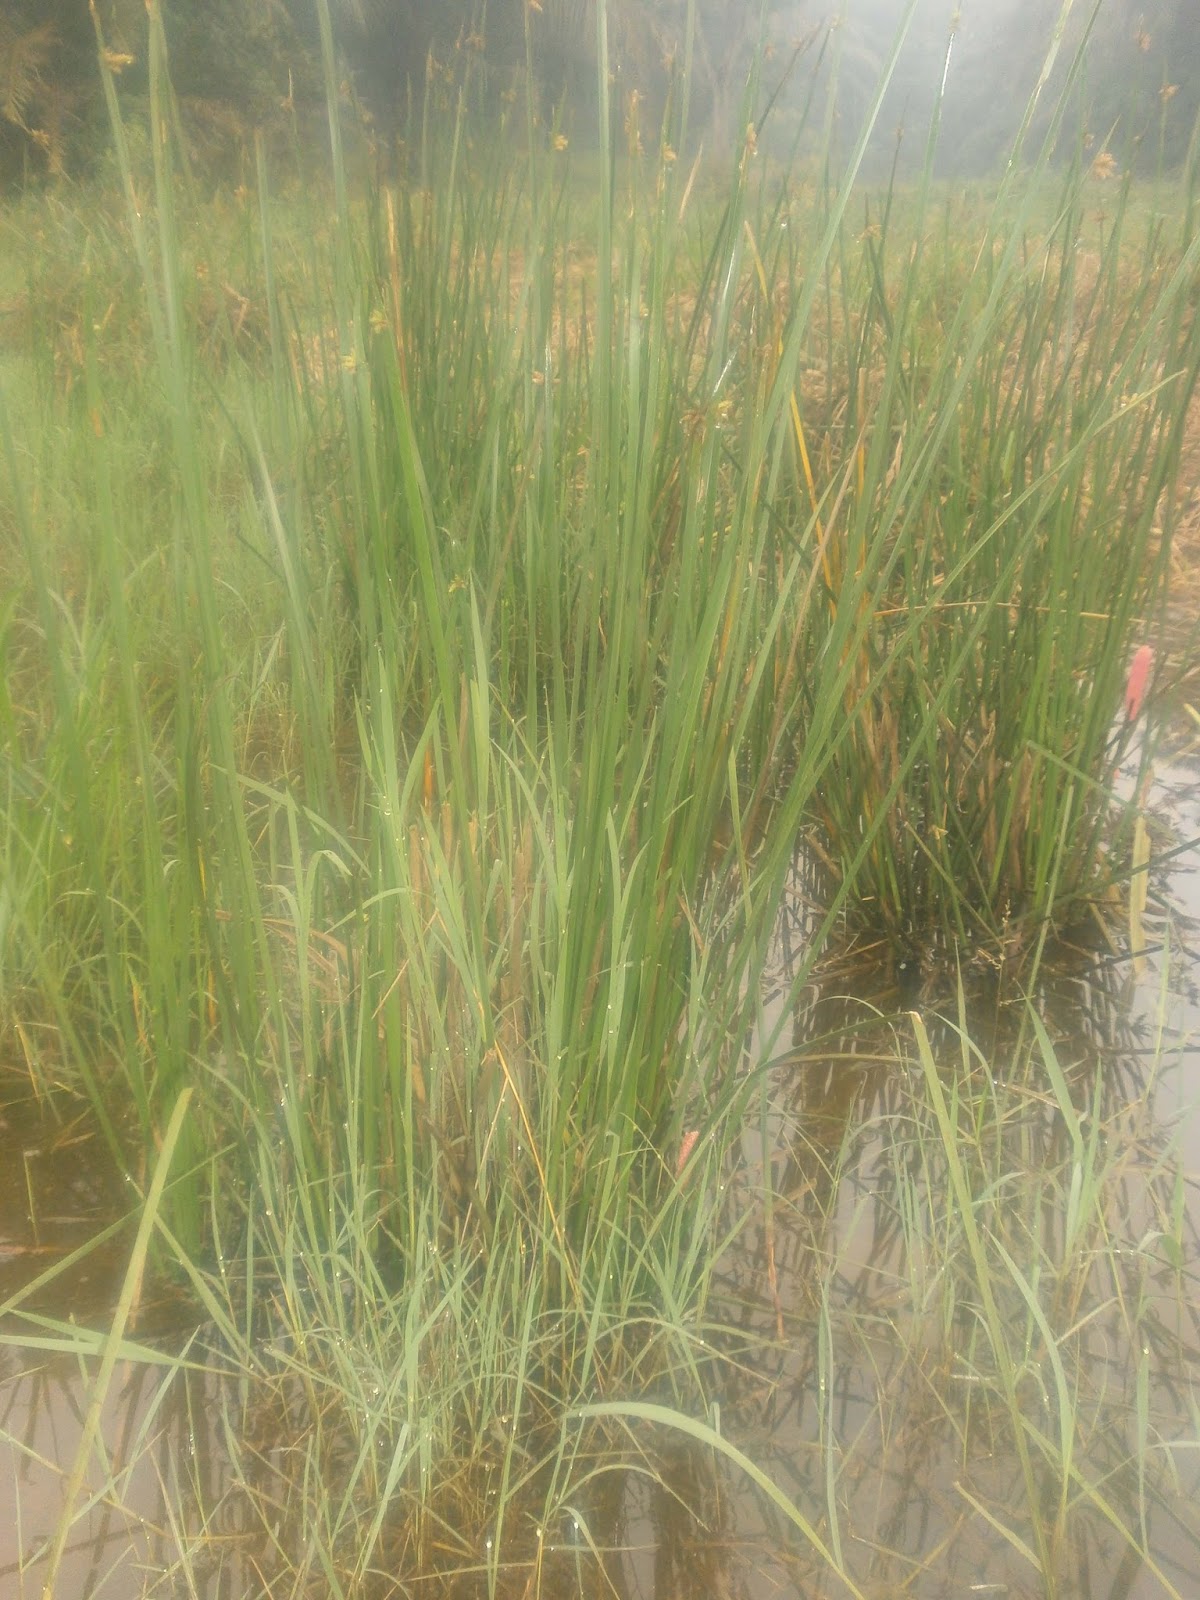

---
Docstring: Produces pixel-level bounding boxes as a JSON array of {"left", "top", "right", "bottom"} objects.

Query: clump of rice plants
[
  {"left": 783, "top": 151, "right": 1200, "bottom": 957},
  {"left": 1, "top": 4, "right": 907, "bottom": 1552}
]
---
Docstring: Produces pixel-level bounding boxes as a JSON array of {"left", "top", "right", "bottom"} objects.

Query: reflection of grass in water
[
  {"left": 693, "top": 966, "right": 1199, "bottom": 1599},
  {"left": 0, "top": 0, "right": 1198, "bottom": 1592}
]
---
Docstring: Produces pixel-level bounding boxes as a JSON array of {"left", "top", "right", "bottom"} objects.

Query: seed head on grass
[{"left": 676, "top": 1129, "right": 699, "bottom": 1177}]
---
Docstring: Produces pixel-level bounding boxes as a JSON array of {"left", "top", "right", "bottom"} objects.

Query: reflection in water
[
  {"left": 0, "top": 1079, "right": 129, "bottom": 1318},
  {"left": 671, "top": 755, "right": 1200, "bottom": 1600},
  {"left": 0, "top": 1078, "right": 246, "bottom": 1599},
  {"left": 0, "top": 1356, "right": 246, "bottom": 1600},
  {"left": 703, "top": 1028, "right": 1200, "bottom": 1599}
]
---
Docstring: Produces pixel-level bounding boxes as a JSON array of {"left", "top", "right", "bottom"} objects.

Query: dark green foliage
[
  {"left": 0, "top": 4, "right": 89, "bottom": 180},
  {"left": 160, "top": 0, "right": 317, "bottom": 116},
  {"left": 6, "top": 3, "right": 1196, "bottom": 189}
]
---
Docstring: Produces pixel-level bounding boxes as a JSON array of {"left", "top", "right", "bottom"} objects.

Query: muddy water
[
  {"left": 0, "top": 1087, "right": 128, "bottom": 1317},
  {"left": 0, "top": 1084, "right": 235, "bottom": 1598},
  {"left": 3, "top": 759, "right": 1199, "bottom": 1597},
  {"left": 667, "top": 752, "right": 1200, "bottom": 1600},
  {"left": 449, "top": 758, "right": 1200, "bottom": 1600}
]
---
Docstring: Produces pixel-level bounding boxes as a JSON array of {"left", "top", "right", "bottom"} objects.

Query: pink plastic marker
[{"left": 1124, "top": 644, "right": 1154, "bottom": 722}]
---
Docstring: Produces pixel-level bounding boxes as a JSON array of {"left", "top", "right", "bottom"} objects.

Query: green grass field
[{"left": 1, "top": 5, "right": 1199, "bottom": 1594}]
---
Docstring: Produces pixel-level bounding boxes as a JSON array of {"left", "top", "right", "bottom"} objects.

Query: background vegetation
[{"left": 2, "top": 1, "right": 1196, "bottom": 185}]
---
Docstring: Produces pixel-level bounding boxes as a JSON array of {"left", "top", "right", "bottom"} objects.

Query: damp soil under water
[{"left": 3, "top": 748, "right": 1199, "bottom": 1599}]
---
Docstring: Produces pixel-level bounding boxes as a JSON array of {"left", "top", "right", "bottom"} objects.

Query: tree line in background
[{"left": 0, "top": 1, "right": 1196, "bottom": 184}]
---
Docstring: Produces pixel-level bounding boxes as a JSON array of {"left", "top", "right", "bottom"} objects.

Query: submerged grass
[
  {"left": 689, "top": 971, "right": 1200, "bottom": 1599},
  {"left": 0, "top": 0, "right": 1198, "bottom": 1592}
]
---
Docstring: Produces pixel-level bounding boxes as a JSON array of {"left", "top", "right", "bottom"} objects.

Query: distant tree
[
  {"left": 526, "top": 0, "right": 810, "bottom": 152},
  {"left": 6, "top": 1, "right": 1189, "bottom": 187},
  {"left": 0, "top": 0, "right": 109, "bottom": 180},
  {"left": 0, "top": 0, "right": 324, "bottom": 184},
  {"left": 0, "top": 18, "right": 60, "bottom": 164},
  {"left": 160, "top": 0, "right": 312, "bottom": 114},
  {"left": 330, "top": 0, "right": 801, "bottom": 155}
]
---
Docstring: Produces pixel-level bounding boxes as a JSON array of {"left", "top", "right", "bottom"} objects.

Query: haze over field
[
  {"left": 4, "top": 1, "right": 1198, "bottom": 183},
  {"left": 336, "top": 0, "right": 1199, "bottom": 172},
  {"left": 827, "top": 0, "right": 1199, "bottom": 172}
]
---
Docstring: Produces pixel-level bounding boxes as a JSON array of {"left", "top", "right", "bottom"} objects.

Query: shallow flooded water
[
  {"left": 0, "top": 1081, "right": 226, "bottom": 1598},
  {"left": 3, "top": 756, "right": 1199, "bottom": 1598},
  {"left": 669, "top": 749, "right": 1200, "bottom": 1599}
]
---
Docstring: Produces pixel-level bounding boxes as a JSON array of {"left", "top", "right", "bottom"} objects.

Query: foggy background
[
  {"left": 826, "top": 0, "right": 1198, "bottom": 174},
  {"left": 338, "top": 0, "right": 1198, "bottom": 174},
  {"left": 4, "top": 1, "right": 1197, "bottom": 182}
]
